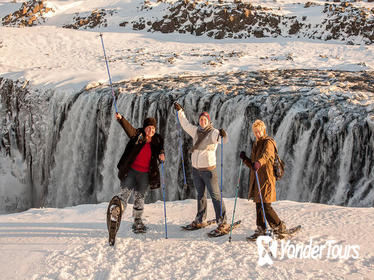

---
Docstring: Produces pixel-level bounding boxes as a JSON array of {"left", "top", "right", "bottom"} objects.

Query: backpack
[{"left": 266, "top": 138, "right": 285, "bottom": 181}]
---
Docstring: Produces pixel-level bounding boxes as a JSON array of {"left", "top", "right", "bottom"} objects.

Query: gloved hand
[
  {"left": 253, "top": 161, "right": 261, "bottom": 171},
  {"left": 239, "top": 151, "right": 246, "bottom": 160},
  {"left": 219, "top": 128, "right": 226, "bottom": 138},
  {"left": 115, "top": 113, "right": 122, "bottom": 120},
  {"left": 174, "top": 102, "right": 183, "bottom": 111}
]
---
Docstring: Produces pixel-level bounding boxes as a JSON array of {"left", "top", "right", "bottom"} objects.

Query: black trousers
[{"left": 256, "top": 203, "right": 281, "bottom": 230}]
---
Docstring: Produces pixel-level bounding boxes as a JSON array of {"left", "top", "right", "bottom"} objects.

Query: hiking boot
[
  {"left": 216, "top": 222, "right": 230, "bottom": 234},
  {"left": 190, "top": 220, "right": 205, "bottom": 229},
  {"left": 182, "top": 219, "right": 217, "bottom": 230},
  {"left": 273, "top": 221, "right": 287, "bottom": 234},
  {"left": 246, "top": 226, "right": 267, "bottom": 241},
  {"left": 133, "top": 218, "right": 146, "bottom": 230},
  {"left": 254, "top": 226, "right": 266, "bottom": 235}
]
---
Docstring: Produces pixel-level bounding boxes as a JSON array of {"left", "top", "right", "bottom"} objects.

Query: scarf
[{"left": 189, "top": 123, "right": 214, "bottom": 153}]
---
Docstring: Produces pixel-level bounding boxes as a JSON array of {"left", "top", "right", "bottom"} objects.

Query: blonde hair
[{"left": 252, "top": 119, "right": 266, "bottom": 133}]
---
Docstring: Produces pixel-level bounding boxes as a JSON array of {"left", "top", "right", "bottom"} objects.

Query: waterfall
[
  {"left": 47, "top": 92, "right": 102, "bottom": 207},
  {"left": 1, "top": 70, "right": 373, "bottom": 213},
  {"left": 331, "top": 120, "right": 356, "bottom": 205}
]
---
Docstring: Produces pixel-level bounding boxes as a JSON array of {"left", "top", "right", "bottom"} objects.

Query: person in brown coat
[{"left": 240, "top": 119, "right": 287, "bottom": 236}]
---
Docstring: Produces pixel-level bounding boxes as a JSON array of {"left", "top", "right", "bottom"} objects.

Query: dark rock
[
  {"left": 122, "top": 0, "right": 374, "bottom": 45},
  {"left": 195, "top": 22, "right": 206, "bottom": 36},
  {"left": 133, "top": 22, "right": 145, "bottom": 30},
  {"left": 289, "top": 20, "right": 302, "bottom": 35},
  {"left": 160, "top": 20, "right": 176, "bottom": 33},
  {"left": 214, "top": 30, "right": 225, "bottom": 39},
  {"left": 253, "top": 30, "right": 264, "bottom": 38},
  {"left": 206, "top": 21, "right": 215, "bottom": 30},
  {"left": 2, "top": 0, "right": 55, "bottom": 27},
  {"left": 151, "top": 21, "right": 163, "bottom": 31}
]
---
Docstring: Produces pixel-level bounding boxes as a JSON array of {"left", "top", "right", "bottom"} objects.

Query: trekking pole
[
  {"left": 229, "top": 159, "right": 243, "bottom": 242},
  {"left": 161, "top": 161, "right": 168, "bottom": 239},
  {"left": 255, "top": 170, "right": 271, "bottom": 236},
  {"left": 220, "top": 137, "right": 223, "bottom": 218},
  {"left": 99, "top": 33, "right": 118, "bottom": 113},
  {"left": 176, "top": 110, "right": 187, "bottom": 190}
]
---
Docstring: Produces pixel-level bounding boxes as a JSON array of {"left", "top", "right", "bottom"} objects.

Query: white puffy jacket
[{"left": 177, "top": 110, "right": 228, "bottom": 169}]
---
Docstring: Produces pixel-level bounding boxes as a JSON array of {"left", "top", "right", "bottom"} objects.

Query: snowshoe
[
  {"left": 246, "top": 231, "right": 272, "bottom": 242},
  {"left": 272, "top": 221, "right": 287, "bottom": 235},
  {"left": 246, "top": 226, "right": 274, "bottom": 242},
  {"left": 107, "top": 196, "right": 123, "bottom": 246},
  {"left": 247, "top": 225, "right": 301, "bottom": 241},
  {"left": 274, "top": 225, "right": 301, "bottom": 240},
  {"left": 207, "top": 220, "right": 241, "bottom": 238},
  {"left": 181, "top": 219, "right": 216, "bottom": 231}
]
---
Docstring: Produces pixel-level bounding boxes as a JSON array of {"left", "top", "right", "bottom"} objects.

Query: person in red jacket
[{"left": 115, "top": 113, "right": 165, "bottom": 231}]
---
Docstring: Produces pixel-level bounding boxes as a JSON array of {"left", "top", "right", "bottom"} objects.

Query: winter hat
[
  {"left": 143, "top": 117, "right": 157, "bottom": 129},
  {"left": 199, "top": 112, "right": 211, "bottom": 122}
]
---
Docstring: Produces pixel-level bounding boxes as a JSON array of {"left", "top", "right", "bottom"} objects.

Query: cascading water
[{"left": 0, "top": 70, "right": 373, "bottom": 213}]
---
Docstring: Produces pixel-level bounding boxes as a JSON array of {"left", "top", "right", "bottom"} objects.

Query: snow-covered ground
[
  {"left": 0, "top": 199, "right": 373, "bottom": 280},
  {"left": 1, "top": 1, "right": 374, "bottom": 279},
  {"left": 1, "top": 26, "right": 373, "bottom": 93},
  {"left": 2, "top": 26, "right": 374, "bottom": 93}
]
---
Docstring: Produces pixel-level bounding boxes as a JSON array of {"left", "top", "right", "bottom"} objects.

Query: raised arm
[
  {"left": 174, "top": 102, "right": 197, "bottom": 138},
  {"left": 116, "top": 113, "right": 137, "bottom": 138}
]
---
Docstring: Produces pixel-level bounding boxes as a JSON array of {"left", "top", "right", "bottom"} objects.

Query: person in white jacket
[{"left": 174, "top": 102, "right": 229, "bottom": 232}]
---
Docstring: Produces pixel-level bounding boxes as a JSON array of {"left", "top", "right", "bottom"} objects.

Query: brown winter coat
[{"left": 243, "top": 136, "right": 277, "bottom": 203}]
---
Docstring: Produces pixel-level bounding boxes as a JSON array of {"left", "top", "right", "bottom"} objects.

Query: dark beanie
[{"left": 143, "top": 117, "right": 157, "bottom": 129}]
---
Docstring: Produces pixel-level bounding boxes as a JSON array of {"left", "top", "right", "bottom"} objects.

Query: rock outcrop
[{"left": 2, "top": 0, "right": 54, "bottom": 27}]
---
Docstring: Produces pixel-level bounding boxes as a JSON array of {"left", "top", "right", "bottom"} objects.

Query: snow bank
[{"left": 0, "top": 199, "right": 373, "bottom": 279}]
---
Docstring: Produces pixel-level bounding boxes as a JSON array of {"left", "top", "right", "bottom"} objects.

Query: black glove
[
  {"left": 239, "top": 151, "right": 246, "bottom": 160},
  {"left": 219, "top": 128, "right": 226, "bottom": 138},
  {"left": 174, "top": 102, "right": 183, "bottom": 111}
]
